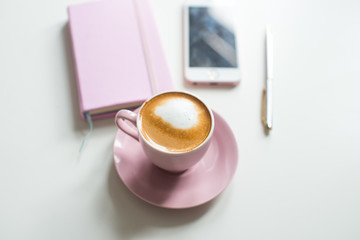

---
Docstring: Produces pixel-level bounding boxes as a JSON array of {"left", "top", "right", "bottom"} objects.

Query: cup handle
[{"left": 115, "top": 110, "right": 139, "bottom": 141}]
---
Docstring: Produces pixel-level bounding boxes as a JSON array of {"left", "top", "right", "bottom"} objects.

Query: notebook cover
[
  {"left": 68, "top": 0, "right": 173, "bottom": 119},
  {"left": 134, "top": 0, "right": 173, "bottom": 93}
]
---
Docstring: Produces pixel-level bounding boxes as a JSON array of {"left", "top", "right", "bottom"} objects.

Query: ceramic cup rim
[{"left": 136, "top": 90, "right": 215, "bottom": 155}]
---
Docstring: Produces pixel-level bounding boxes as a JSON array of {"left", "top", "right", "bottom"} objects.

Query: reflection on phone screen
[{"left": 189, "top": 7, "right": 237, "bottom": 68}]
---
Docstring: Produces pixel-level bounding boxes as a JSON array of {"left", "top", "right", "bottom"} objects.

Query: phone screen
[{"left": 189, "top": 6, "right": 238, "bottom": 68}]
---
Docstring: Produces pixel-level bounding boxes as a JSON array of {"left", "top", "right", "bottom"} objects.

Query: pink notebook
[{"left": 68, "top": 0, "right": 173, "bottom": 119}]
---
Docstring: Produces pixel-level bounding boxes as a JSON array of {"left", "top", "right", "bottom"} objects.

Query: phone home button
[{"left": 207, "top": 69, "right": 219, "bottom": 80}]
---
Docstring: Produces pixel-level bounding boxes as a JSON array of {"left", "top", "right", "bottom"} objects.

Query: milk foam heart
[{"left": 154, "top": 98, "right": 198, "bottom": 129}]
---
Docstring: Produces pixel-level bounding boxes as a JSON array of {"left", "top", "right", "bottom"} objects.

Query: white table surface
[{"left": 1, "top": 0, "right": 359, "bottom": 239}]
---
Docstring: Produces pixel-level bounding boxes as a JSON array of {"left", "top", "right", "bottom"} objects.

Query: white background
[{"left": 1, "top": 0, "right": 359, "bottom": 239}]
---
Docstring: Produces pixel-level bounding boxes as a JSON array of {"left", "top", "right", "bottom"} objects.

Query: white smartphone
[{"left": 183, "top": 0, "right": 241, "bottom": 86}]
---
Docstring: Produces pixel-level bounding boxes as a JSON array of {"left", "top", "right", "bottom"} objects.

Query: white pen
[{"left": 264, "top": 25, "right": 273, "bottom": 130}]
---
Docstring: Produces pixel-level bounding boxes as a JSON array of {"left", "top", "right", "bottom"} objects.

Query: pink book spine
[{"left": 67, "top": 10, "right": 85, "bottom": 118}]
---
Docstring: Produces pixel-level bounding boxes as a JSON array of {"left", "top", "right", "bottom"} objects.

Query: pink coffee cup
[{"left": 115, "top": 91, "right": 214, "bottom": 172}]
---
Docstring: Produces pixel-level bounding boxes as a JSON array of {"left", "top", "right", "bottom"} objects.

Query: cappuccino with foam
[{"left": 139, "top": 92, "right": 212, "bottom": 152}]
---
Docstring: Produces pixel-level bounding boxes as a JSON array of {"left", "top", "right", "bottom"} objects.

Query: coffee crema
[{"left": 139, "top": 92, "right": 212, "bottom": 152}]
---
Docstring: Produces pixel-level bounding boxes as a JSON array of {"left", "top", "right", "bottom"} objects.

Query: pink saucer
[{"left": 113, "top": 110, "right": 238, "bottom": 209}]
